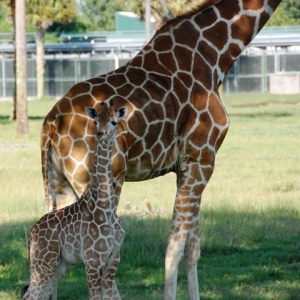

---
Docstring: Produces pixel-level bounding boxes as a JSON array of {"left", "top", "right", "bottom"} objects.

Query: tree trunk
[
  {"left": 8, "top": 0, "right": 17, "bottom": 121},
  {"left": 11, "top": 28, "right": 17, "bottom": 121},
  {"left": 144, "top": 0, "right": 151, "bottom": 42},
  {"left": 36, "top": 25, "right": 45, "bottom": 99},
  {"left": 15, "top": 0, "right": 28, "bottom": 134}
]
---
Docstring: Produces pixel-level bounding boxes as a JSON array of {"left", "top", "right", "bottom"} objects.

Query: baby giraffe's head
[{"left": 85, "top": 99, "right": 126, "bottom": 142}]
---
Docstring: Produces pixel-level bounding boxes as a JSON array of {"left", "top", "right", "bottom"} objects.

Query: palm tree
[
  {"left": 15, "top": 0, "right": 27, "bottom": 134},
  {"left": 26, "top": 0, "right": 77, "bottom": 99},
  {"left": 0, "top": 0, "right": 17, "bottom": 119}
]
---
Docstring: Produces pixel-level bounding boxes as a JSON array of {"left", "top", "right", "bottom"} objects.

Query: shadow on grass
[
  {"left": 1, "top": 209, "right": 299, "bottom": 299},
  {"left": 0, "top": 221, "right": 33, "bottom": 299},
  {"left": 229, "top": 112, "right": 294, "bottom": 118},
  {"left": 227, "top": 95, "right": 300, "bottom": 108}
]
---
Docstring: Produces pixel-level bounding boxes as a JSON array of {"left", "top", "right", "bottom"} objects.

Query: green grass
[{"left": 0, "top": 93, "right": 300, "bottom": 299}]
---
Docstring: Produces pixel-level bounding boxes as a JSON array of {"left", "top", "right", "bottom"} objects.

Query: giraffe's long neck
[
  {"left": 138, "top": 0, "right": 282, "bottom": 89},
  {"left": 85, "top": 139, "right": 115, "bottom": 211},
  {"left": 193, "top": 0, "right": 282, "bottom": 84}
]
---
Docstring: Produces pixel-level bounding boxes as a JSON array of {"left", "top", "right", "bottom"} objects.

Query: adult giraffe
[{"left": 41, "top": 0, "right": 282, "bottom": 298}]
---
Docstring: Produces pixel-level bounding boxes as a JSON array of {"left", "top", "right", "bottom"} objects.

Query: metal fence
[
  {"left": 223, "top": 51, "right": 300, "bottom": 93},
  {"left": 0, "top": 50, "right": 300, "bottom": 99},
  {"left": 0, "top": 54, "right": 133, "bottom": 99}
]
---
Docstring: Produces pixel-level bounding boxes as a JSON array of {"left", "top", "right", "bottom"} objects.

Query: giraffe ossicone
[
  {"left": 40, "top": 0, "right": 283, "bottom": 299},
  {"left": 22, "top": 101, "right": 126, "bottom": 300}
]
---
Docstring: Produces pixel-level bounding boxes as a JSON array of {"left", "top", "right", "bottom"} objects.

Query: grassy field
[{"left": 0, "top": 93, "right": 300, "bottom": 299}]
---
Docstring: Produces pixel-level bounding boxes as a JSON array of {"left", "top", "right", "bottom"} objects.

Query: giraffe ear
[
  {"left": 117, "top": 106, "right": 127, "bottom": 120},
  {"left": 85, "top": 107, "right": 98, "bottom": 120}
]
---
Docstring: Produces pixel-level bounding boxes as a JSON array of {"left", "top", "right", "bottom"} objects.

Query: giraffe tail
[
  {"left": 41, "top": 116, "right": 56, "bottom": 213},
  {"left": 21, "top": 284, "right": 29, "bottom": 298},
  {"left": 41, "top": 111, "right": 79, "bottom": 212}
]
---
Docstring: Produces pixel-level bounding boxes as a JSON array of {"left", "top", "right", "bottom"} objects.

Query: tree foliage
[
  {"left": 0, "top": 0, "right": 13, "bottom": 32},
  {"left": 47, "top": 15, "right": 93, "bottom": 34},
  {"left": 26, "top": 0, "right": 77, "bottom": 30},
  {"left": 267, "top": 0, "right": 300, "bottom": 26},
  {"left": 0, "top": 0, "right": 299, "bottom": 35},
  {"left": 79, "top": 0, "right": 122, "bottom": 31},
  {"left": 76, "top": 0, "right": 300, "bottom": 31},
  {"left": 119, "top": 0, "right": 199, "bottom": 17}
]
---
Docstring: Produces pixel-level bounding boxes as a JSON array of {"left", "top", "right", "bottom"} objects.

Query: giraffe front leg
[
  {"left": 164, "top": 230, "right": 186, "bottom": 300},
  {"left": 101, "top": 224, "right": 125, "bottom": 300},
  {"left": 165, "top": 205, "right": 200, "bottom": 300},
  {"left": 164, "top": 215, "right": 201, "bottom": 300},
  {"left": 101, "top": 250, "right": 122, "bottom": 300},
  {"left": 164, "top": 159, "right": 213, "bottom": 300},
  {"left": 184, "top": 205, "right": 201, "bottom": 300},
  {"left": 85, "top": 261, "right": 103, "bottom": 300},
  {"left": 100, "top": 178, "right": 126, "bottom": 299}
]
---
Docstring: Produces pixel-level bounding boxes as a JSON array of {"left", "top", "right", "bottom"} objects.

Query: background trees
[
  {"left": 0, "top": 1, "right": 13, "bottom": 32},
  {"left": 80, "top": 0, "right": 122, "bottom": 31},
  {"left": 0, "top": 0, "right": 299, "bottom": 36},
  {"left": 267, "top": 0, "right": 300, "bottom": 26},
  {"left": 26, "top": 0, "right": 78, "bottom": 98},
  {"left": 117, "top": 0, "right": 202, "bottom": 30}
]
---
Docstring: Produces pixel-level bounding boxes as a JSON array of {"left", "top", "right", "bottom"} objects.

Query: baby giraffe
[{"left": 22, "top": 100, "right": 126, "bottom": 300}]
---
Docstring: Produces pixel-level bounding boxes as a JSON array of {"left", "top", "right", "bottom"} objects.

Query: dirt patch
[{"left": 0, "top": 143, "right": 22, "bottom": 152}]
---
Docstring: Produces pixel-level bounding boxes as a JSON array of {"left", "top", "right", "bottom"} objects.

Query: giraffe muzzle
[{"left": 96, "top": 131, "right": 105, "bottom": 141}]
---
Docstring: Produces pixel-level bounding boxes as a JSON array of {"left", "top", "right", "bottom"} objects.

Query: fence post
[
  {"left": 1, "top": 57, "right": 5, "bottom": 98},
  {"left": 114, "top": 54, "right": 119, "bottom": 70},
  {"left": 261, "top": 54, "right": 267, "bottom": 92}
]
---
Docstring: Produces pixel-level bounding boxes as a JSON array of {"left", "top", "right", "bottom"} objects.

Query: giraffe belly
[
  {"left": 61, "top": 241, "right": 82, "bottom": 265},
  {"left": 125, "top": 147, "right": 178, "bottom": 181},
  {"left": 125, "top": 166, "right": 173, "bottom": 181}
]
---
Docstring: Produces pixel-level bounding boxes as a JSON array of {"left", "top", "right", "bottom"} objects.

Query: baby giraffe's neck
[{"left": 84, "top": 138, "right": 115, "bottom": 211}]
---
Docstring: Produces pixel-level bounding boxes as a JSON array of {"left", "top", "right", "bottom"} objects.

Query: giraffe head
[{"left": 85, "top": 99, "right": 127, "bottom": 142}]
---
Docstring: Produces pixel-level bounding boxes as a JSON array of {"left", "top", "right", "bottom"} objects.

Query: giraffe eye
[
  {"left": 111, "top": 121, "right": 117, "bottom": 126},
  {"left": 94, "top": 120, "right": 97, "bottom": 125}
]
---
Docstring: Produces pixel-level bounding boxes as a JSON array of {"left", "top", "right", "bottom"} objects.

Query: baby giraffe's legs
[
  {"left": 85, "top": 259, "right": 104, "bottom": 300},
  {"left": 22, "top": 221, "right": 61, "bottom": 300},
  {"left": 22, "top": 282, "right": 52, "bottom": 300},
  {"left": 49, "top": 258, "right": 71, "bottom": 300},
  {"left": 101, "top": 249, "right": 122, "bottom": 300},
  {"left": 101, "top": 222, "right": 125, "bottom": 300},
  {"left": 22, "top": 279, "right": 53, "bottom": 300}
]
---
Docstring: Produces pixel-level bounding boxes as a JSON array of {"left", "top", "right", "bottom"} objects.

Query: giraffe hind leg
[
  {"left": 21, "top": 284, "right": 29, "bottom": 298},
  {"left": 21, "top": 279, "right": 53, "bottom": 300},
  {"left": 22, "top": 257, "right": 63, "bottom": 300},
  {"left": 22, "top": 260, "right": 70, "bottom": 300}
]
